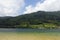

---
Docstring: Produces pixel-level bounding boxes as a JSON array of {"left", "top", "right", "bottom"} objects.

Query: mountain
[{"left": 0, "top": 11, "right": 60, "bottom": 29}]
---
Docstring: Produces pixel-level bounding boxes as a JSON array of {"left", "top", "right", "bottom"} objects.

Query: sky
[{"left": 0, "top": 0, "right": 60, "bottom": 16}]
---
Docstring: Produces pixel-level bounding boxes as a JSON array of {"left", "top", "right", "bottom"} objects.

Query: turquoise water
[
  {"left": 16, "top": 28, "right": 60, "bottom": 32},
  {"left": 0, "top": 28, "right": 60, "bottom": 33},
  {"left": 0, "top": 28, "right": 60, "bottom": 36}
]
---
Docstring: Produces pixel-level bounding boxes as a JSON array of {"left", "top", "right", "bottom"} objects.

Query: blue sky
[
  {"left": 19, "top": 0, "right": 43, "bottom": 15},
  {"left": 20, "top": 0, "right": 44, "bottom": 15},
  {"left": 25, "top": 0, "right": 41, "bottom": 6},
  {"left": 0, "top": 0, "right": 60, "bottom": 16}
]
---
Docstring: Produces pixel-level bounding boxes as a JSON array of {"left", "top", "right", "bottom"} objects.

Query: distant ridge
[{"left": 0, "top": 11, "right": 60, "bottom": 28}]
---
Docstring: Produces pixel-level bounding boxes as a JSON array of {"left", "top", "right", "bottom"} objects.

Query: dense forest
[{"left": 0, "top": 11, "right": 60, "bottom": 29}]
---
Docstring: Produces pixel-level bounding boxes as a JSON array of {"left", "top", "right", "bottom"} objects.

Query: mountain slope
[{"left": 0, "top": 11, "right": 60, "bottom": 28}]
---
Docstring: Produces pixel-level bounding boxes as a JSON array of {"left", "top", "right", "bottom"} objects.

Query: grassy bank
[
  {"left": 16, "top": 23, "right": 60, "bottom": 29},
  {"left": 0, "top": 32, "right": 60, "bottom": 40}
]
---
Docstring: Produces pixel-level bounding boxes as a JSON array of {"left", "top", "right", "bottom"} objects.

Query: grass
[
  {"left": 15, "top": 23, "right": 60, "bottom": 29},
  {"left": 0, "top": 32, "right": 60, "bottom": 40},
  {"left": 29, "top": 23, "right": 57, "bottom": 29}
]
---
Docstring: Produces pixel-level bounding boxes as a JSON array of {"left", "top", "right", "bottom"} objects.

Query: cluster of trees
[{"left": 0, "top": 11, "right": 60, "bottom": 29}]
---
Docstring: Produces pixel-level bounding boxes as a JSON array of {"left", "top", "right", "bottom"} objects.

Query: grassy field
[{"left": 0, "top": 32, "right": 60, "bottom": 40}]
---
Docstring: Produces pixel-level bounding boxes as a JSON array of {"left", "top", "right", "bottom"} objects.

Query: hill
[{"left": 0, "top": 11, "right": 60, "bottom": 29}]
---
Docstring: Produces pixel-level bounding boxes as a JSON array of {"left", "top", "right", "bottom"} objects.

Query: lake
[{"left": 0, "top": 28, "right": 60, "bottom": 40}]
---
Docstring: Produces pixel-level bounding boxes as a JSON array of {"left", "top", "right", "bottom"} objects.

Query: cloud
[
  {"left": 24, "top": 5, "right": 36, "bottom": 14},
  {"left": 0, "top": 0, "right": 25, "bottom": 16},
  {"left": 24, "top": 0, "right": 60, "bottom": 14}
]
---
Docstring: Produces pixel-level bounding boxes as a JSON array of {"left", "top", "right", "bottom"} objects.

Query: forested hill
[{"left": 0, "top": 11, "right": 60, "bottom": 29}]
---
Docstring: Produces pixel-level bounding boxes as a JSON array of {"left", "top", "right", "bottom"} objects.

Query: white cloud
[
  {"left": 24, "top": 0, "right": 60, "bottom": 14},
  {"left": 24, "top": 5, "right": 36, "bottom": 14},
  {"left": 0, "top": 0, "right": 25, "bottom": 16}
]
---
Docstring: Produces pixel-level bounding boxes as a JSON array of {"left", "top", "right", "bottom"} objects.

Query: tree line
[{"left": 0, "top": 11, "right": 60, "bottom": 29}]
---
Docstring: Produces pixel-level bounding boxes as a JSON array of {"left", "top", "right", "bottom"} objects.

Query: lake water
[{"left": 0, "top": 28, "right": 60, "bottom": 40}]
